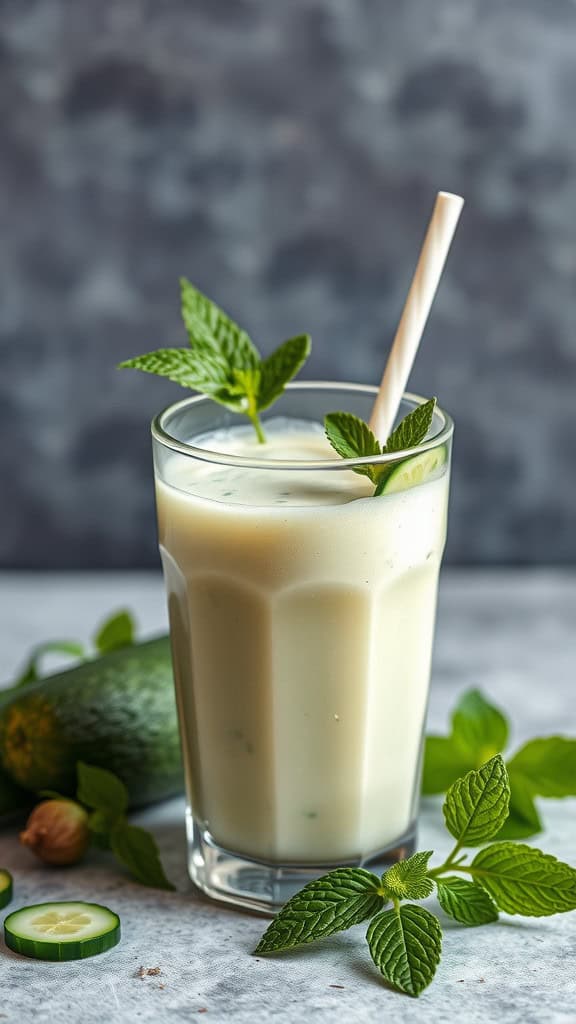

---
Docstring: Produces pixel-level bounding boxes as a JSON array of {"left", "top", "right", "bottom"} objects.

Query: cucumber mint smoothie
[{"left": 152, "top": 385, "right": 453, "bottom": 911}]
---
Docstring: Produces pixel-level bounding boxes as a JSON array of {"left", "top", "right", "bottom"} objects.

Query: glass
[{"left": 152, "top": 383, "right": 453, "bottom": 914}]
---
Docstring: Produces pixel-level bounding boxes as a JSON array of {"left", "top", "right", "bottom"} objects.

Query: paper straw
[{"left": 368, "top": 191, "right": 464, "bottom": 442}]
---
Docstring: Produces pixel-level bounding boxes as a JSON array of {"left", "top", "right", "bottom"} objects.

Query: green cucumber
[
  {"left": 0, "top": 770, "right": 31, "bottom": 827},
  {"left": 0, "top": 637, "right": 182, "bottom": 808},
  {"left": 4, "top": 901, "right": 120, "bottom": 960},
  {"left": 378, "top": 446, "right": 447, "bottom": 495},
  {"left": 0, "top": 869, "right": 13, "bottom": 909}
]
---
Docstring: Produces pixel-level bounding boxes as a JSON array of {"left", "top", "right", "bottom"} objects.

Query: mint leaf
[
  {"left": 383, "top": 398, "right": 436, "bottom": 453},
  {"left": 180, "top": 277, "right": 259, "bottom": 368},
  {"left": 382, "top": 851, "right": 434, "bottom": 900},
  {"left": 324, "top": 412, "right": 381, "bottom": 481},
  {"left": 94, "top": 610, "right": 135, "bottom": 656},
  {"left": 258, "top": 335, "right": 311, "bottom": 411},
  {"left": 443, "top": 755, "right": 510, "bottom": 846},
  {"left": 422, "top": 736, "right": 474, "bottom": 795},
  {"left": 472, "top": 842, "right": 576, "bottom": 916},
  {"left": 119, "top": 347, "right": 233, "bottom": 394},
  {"left": 110, "top": 822, "right": 175, "bottom": 891},
  {"left": 495, "top": 771, "right": 543, "bottom": 840},
  {"left": 254, "top": 868, "right": 384, "bottom": 954},
  {"left": 15, "top": 641, "right": 85, "bottom": 687},
  {"left": 507, "top": 737, "right": 576, "bottom": 798},
  {"left": 452, "top": 689, "right": 509, "bottom": 763},
  {"left": 366, "top": 904, "right": 442, "bottom": 997},
  {"left": 436, "top": 877, "right": 498, "bottom": 926},
  {"left": 77, "top": 762, "right": 128, "bottom": 818},
  {"left": 87, "top": 810, "right": 112, "bottom": 850}
]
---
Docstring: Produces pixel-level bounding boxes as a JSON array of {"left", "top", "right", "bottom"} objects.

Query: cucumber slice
[
  {"left": 379, "top": 446, "right": 447, "bottom": 495},
  {"left": 4, "top": 901, "right": 120, "bottom": 961},
  {"left": 0, "top": 870, "right": 12, "bottom": 909}
]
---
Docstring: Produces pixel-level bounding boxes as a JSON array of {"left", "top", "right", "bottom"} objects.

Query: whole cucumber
[
  {"left": 0, "top": 637, "right": 182, "bottom": 808},
  {"left": 0, "top": 770, "right": 31, "bottom": 826}
]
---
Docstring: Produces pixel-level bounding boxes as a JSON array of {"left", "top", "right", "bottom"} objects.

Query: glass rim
[{"left": 151, "top": 381, "right": 454, "bottom": 471}]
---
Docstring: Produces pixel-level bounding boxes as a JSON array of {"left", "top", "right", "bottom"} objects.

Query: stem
[
  {"left": 247, "top": 402, "right": 266, "bottom": 444},
  {"left": 428, "top": 840, "right": 466, "bottom": 879}
]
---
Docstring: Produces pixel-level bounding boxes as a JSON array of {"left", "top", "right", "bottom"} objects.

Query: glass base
[{"left": 188, "top": 813, "right": 417, "bottom": 915}]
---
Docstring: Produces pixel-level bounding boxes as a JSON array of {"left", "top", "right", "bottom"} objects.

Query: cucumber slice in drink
[
  {"left": 379, "top": 446, "right": 447, "bottom": 495},
  {"left": 4, "top": 901, "right": 120, "bottom": 960},
  {"left": 0, "top": 870, "right": 12, "bottom": 909}
]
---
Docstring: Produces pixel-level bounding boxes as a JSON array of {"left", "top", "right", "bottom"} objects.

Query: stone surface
[
  {"left": 1, "top": 2, "right": 576, "bottom": 568},
  {"left": 0, "top": 570, "right": 575, "bottom": 1022}
]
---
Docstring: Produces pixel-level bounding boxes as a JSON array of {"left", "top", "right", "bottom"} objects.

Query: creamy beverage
[{"left": 156, "top": 417, "right": 449, "bottom": 864}]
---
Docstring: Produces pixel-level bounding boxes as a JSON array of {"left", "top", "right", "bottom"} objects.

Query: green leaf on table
[
  {"left": 15, "top": 641, "right": 85, "bottom": 687},
  {"left": 77, "top": 762, "right": 128, "bottom": 818},
  {"left": 436, "top": 877, "right": 498, "bottom": 926},
  {"left": 382, "top": 851, "right": 434, "bottom": 901},
  {"left": 422, "top": 736, "right": 474, "bottom": 795},
  {"left": 258, "top": 335, "right": 311, "bottom": 411},
  {"left": 494, "top": 771, "right": 543, "bottom": 840},
  {"left": 443, "top": 755, "right": 510, "bottom": 846},
  {"left": 254, "top": 868, "right": 384, "bottom": 954},
  {"left": 472, "top": 842, "right": 576, "bottom": 916},
  {"left": 366, "top": 903, "right": 442, "bottom": 997},
  {"left": 94, "top": 610, "right": 135, "bottom": 655},
  {"left": 451, "top": 689, "right": 509, "bottom": 763},
  {"left": 324, "top": 413, "right": 382, "bottom": 482},
  {"left": 507, "top": 737, "right": 576, "bottom": 798},
  {"left": 110, "top": 822, "right": 175, "bottom": 891},
  {"left": 383, "top": 398, "right": 437, "bottom": 454},
  {"left": 87, "top": 810, "right": 112, "bottom": 850}
]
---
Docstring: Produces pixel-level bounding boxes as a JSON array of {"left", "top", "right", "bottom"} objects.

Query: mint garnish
[
  {"left": 442, "top": 754, "right": 510, "bottom": 846},
  {"left": 94, "top": 609, "right": 135, "bottom": 655},
  {"left": 381, "top": 851, "right": 434, "bottom": 901},
  {"left": 12, "top": 609, "right": 137, "bottom": 689},
  {"left": 119, "top": 278, "right": 311, "bottom": 443},
  {"left": 77, "top": 763, "right": 174, "bottom": 891},
  {"left": 506, "top": 737, "right": 576, "bottom": 798},
  {"left": 471, "top": 843, "right": 576, "bottom": 916},
  {"left": 254, "top": 756, "right": 576, "bottom": 997},
  {"left": 14, "top": 641, "right": 86, "bottom": 687},
  {"left": 324, "top": 398, "right": 436, "bottom": 495},
  {"left": 367, "top": 903, "right": 442, "bottom": 998},
  {"left": 253, "top": 868, "right": 384, "bottom": 954},
  {"left": 422, "top": 687, "right": 576, "bottom": 840},
  {"left": 435, "top": 877, "right": 498, "bottom": 925}
]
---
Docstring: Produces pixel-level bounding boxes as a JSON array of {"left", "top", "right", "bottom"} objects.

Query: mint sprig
[
  {"left": 254, "top": 755, "right": 576, "bottom": 998},
  {"left": 324, "top": 398, "right": 436, "bottom": 495},
  {"left": 77, "top": 763, "right": 174, "bottom": 891},
  {"left": 423, "top": 687, "right": 576, "bottom": 840},
  {"left": 12, "top": 609, "right": 137, "bottom": 689},
  {"left": 119, "top": 278, "right": 311, "bottom": 443}
]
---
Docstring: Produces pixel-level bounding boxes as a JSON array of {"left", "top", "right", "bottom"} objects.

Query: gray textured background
[{"left": 1, "top": 0, "right": 575, "bottom": 568}]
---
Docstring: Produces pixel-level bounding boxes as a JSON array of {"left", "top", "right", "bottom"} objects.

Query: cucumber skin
[
  {"left": 4, "top": 903, "right": 121, "bottom": 961},
  {"left": 0, "top": 871, "right": 13, "bottom": 909},
  {"left": 0, "top": 637, "right": 183, "bottom": 809},
  {"left": 0, "top": 770, "right": 31, "bottom": 827}
]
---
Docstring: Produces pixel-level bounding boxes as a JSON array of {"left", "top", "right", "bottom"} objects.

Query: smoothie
[{"left": 155, "top": 416, "right": 449, "bottom": 864}]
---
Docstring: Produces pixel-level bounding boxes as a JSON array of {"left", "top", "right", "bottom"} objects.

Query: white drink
[{"left": 156, "top": 417, "right": 449, "bottom": 863}]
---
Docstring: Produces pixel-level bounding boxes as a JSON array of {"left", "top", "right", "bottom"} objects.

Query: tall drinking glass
[{"left": 152, "top": 383, "right": 453, "bottom": 913}]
